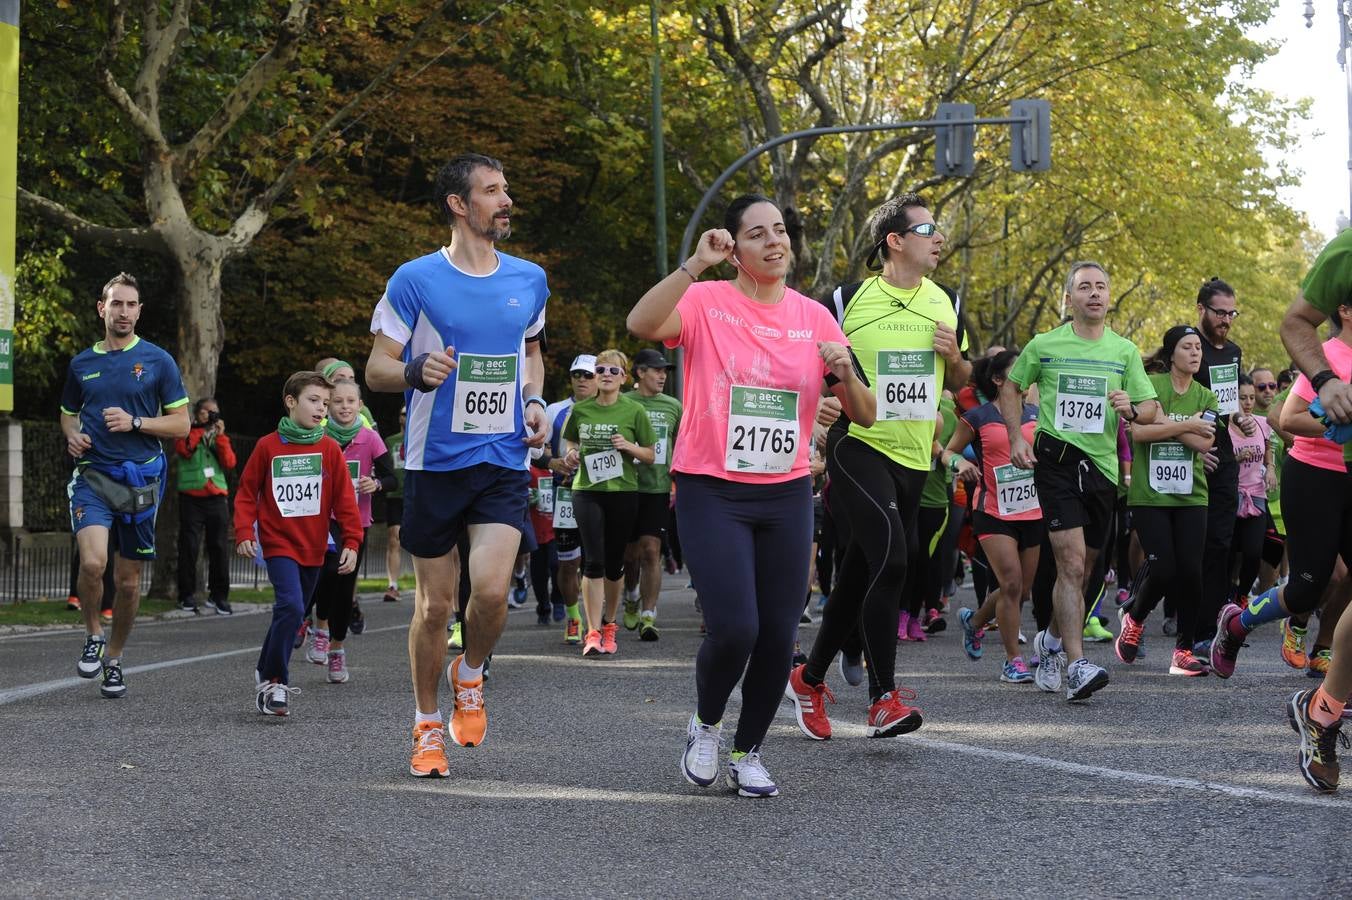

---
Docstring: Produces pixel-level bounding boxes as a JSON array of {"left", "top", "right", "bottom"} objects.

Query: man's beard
[{"left": 472, "top": 213, "right": 511, "bottom": 242}]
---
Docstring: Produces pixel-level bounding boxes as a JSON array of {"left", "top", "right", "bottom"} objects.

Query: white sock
[
  {"left": 457, "top": 658, "right": 484, "bottom": 681},
  {"left": 315, "top": 627, "right": 330, "bottom": 638},
  {"left": 640, "top": 610, "right": 655, "bottom": 622},
  {"left": 416, "top": 709, "right": 443, "bottom": 725},
  {"left": 1045, "top": 634, "right": 1063, "bottom": 653}
]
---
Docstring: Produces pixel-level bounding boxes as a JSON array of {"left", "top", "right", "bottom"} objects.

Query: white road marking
[{"left": 0, "top": 624, "right": 408, "bottom": 706}]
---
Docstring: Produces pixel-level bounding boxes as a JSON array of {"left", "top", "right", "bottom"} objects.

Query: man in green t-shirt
[
  {"left": 1000, "top": 261, "right": 1159, "bottom": 703},
  {"left": 383, "top": 405, "right": 407, "bottom": 603},
  {"left": 1233, "top": 229, "right": 1352, "bottom": 791},
  {"left": 621, "top": 349, "right": 682, "bottom": 639}
]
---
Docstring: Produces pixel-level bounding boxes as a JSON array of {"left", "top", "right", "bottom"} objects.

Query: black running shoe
[
  {"left": 77, "top": 635, "right": 106, "bottom": 678},
  {"left": 1288, "top": 689, "right": 1347, "bottom": 792},
  {"left": 176, "top": 599, "right": 200, "bottom": 614},
  {"left": 100, "top": 660, "right": 127, "bottom": 699},
  {"left": 349, "top": 600, "right": 365, "bottom": 635},
  {"left": 214, "top": 598, "right": 234, "bottom": 616}
]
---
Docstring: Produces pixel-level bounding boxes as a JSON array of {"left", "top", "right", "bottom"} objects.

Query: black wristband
[
  {"left": 404, "top": 353, "right": 434, "bottom": 392},
  {"left": 1311, "top": 369, "right": 1338, "bottom": 394}
]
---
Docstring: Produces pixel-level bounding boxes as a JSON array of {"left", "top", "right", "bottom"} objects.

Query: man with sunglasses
[
  {"left": 787, "top": 193, "right": 968, "bottom": 741},
  {"left": 1250, "top": 367, "right": 1279, "bottom": 416},
  {"left": 1191, "top": 278, "right": 1254, "bottom": 655},
  {"left": 543, "top": 355, "right": 598, "bottom": 642}
]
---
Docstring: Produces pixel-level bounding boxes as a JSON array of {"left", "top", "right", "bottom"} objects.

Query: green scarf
[
  {"left": 325, "top": 416, "right": 362, "bottom": 447},
  {"left": 277, "top": 416, "right": 325, "bottom": 445}
]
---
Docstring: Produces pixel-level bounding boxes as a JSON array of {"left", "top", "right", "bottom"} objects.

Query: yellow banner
[{"left": 0, "top": 12, "right": 16, "bottom": 412}]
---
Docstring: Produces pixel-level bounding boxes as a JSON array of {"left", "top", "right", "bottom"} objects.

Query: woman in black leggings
[
  {"left": 560, "top": 349, "right": 656, "bottom": 658},
  {"left": 627, "top": 194, "right": 874, "bottom": 798}
]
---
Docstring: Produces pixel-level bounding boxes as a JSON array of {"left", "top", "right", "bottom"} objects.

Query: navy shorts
[
  {"left": 68, "top": 471, "right": 160, "bottom": 560},
  {"left": 401, "top": 464, "right": 530, "bottom": 559}
]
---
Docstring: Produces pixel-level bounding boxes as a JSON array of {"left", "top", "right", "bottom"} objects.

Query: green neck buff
[
  {"left": 278, "top": 416, "right": 325, "bottom": 445},
  {"left": 325, "top": 416, "right": 362, "bottom": 446}
]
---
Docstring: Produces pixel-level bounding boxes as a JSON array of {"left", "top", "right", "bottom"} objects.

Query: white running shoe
[
  {"left": 1033, "top": 630, "right": 1064, "bottom": 693},
  {"left": 681, "top": 715, "right": 721, "bottom": 787},
  {"left": 726, "top": 749, "right": 780, "bottom": 798},
  {"left": 1065, "top": 657, "right": 1109, "bottom": 701}
]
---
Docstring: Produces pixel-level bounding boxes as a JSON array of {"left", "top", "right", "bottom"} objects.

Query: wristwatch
[{"left": 131, "top": 416, "right": 143, "bottom": 432}]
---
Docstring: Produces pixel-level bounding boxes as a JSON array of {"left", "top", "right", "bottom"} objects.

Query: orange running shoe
[
  {"left": 1280, "top": 618, "right": 1309, "bottom": 670},
  {"left": 447, "top": 655, "right": 487, "bottom": 747},
  {"left": 564, "top": 616, "right": 582, "bottom": 644},
  {"left": 66, "top": 596, "right": 81, "bottom": 611},
  {"left": 410, "top": 721, "right": 449, "bottom": 778},
  {"left": 582, "top": 629, "right": 603, "bottom": 657},
  {"left": 601, "top": 621, "right": 619, "bottom": 654},
  {"left": 100, "top": 608, "right": 113, "bottom": 624}
]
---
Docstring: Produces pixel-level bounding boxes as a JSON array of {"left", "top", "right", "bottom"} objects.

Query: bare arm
[
  {"left": 366, "top": 333, "right": 413, "bottom": 393},
  {"left": 1268, "top": 392, "right": 1297, "bottom": 445},
  {"left": 628, "top": 228, "right": 734, "bottom": 341},
  {"left": 1283, "top": 294, "right": 1352, "bottom": 422},
  {"left": 1279, "top": 392, "right": 1326, "bottom": 437},
  {"left": 61, "top": 412, "right": 92, "bottom": 458}
]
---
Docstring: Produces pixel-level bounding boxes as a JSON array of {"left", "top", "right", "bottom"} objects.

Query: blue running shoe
[
  {"left": 1000, "top": 657, "right": 1033, "bottom": 684},
  {"left": 959, "top": 608, "right": 983, "bottom": 660}
]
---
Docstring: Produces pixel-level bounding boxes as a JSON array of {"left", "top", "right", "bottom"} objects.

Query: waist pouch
[{"left": 82, "top": 457, "right": 164, "bottom": 522}]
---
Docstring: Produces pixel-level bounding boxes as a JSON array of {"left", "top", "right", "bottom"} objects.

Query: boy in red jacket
[{"left": 234, "top": 372, "right": 362, "bottom": 716}]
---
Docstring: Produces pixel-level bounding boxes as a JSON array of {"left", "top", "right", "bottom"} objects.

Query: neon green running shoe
[
  {"left": 623, "top": 595, "right": 640, "bottom": 631},
  {"left": 447, "top": 621, "right": 463, "bottom": 651},
  {"left": 1083, "top": 618, "right": 1114, "bottom": 643}
]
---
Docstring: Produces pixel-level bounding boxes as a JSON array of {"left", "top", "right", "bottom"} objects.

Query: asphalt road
[{"left": 0, "top": 576, "right": 1346, "bottom": 899}]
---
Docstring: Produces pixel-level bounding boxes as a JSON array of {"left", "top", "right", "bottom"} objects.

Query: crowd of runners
[{"left": 59, "top": 153, "right": 1352, "bottom": 799}]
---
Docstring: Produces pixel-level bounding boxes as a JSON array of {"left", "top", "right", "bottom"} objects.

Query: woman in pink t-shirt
[{"left": 627, "top": 194, "right": 874, "bottom": 798}]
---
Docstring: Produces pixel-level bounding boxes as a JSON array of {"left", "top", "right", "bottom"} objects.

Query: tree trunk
[{"left": 149, "top": 220, "right": 231, "bottom": 600}]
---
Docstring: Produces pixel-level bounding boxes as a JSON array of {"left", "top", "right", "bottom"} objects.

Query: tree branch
[
  {"left": 100, "top": 68, "right": 170, "bottom": 153},
  {"left": 176, "top": 0, "right": 311, "bottom": 177},
  {"left": 230, "top": 0, "right": 456, "bottom": 247},
  {"left": 19, "top": 187, "right": 167, "bottom": 254},
  {"left": 135, "top": 0, "right": 192, "bottom": 102}
]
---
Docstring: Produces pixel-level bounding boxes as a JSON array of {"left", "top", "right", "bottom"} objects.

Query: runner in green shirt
[
  {"left": 560, "top": 349, "right": 658, "bottom": 657},
  {"left": 621, "top": 348, "right": 683, "bottom": 640},
  {"left": 999, "top": 260, "right": 1159, "bottom": 703},
  {"left": 1116, "top": 327, "right": 1218, "bottom": 677}
]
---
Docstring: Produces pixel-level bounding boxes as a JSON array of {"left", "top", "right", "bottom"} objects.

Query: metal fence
[{"left": 2, "top": 523, "right": 409, "bottom": 604}]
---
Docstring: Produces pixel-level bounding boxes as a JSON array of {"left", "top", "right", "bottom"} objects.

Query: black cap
[
  {"left": 1161, "top": 324, "right": 1199, "bottom": 361},
  {"left": 633, "top": 348, "right": 672, "bottom": 370}
]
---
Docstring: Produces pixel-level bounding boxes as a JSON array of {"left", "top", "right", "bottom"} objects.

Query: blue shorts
[
  {"left": 402, "top": 464, "right": 530, "bottom": 559},
  {"left": 68, "top": 472, "right": 160, "bottom": 560}
]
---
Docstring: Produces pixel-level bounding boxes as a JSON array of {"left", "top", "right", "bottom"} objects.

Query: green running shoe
[
  {"left": 447, "top": 621, "right": 463, "bottom": 650},
  {"left": 1083, "top": 618, "right": 1114, "bottom": 643},
  {"left": 623, "top": 595, "right": 640, "bottom": 631}
]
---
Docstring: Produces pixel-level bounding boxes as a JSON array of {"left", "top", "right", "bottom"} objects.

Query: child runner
[
  {"left": 560, "top": 349, "right": 658, "bottom": 656},
  {"left": 308, "top": 379, "right": 395, "bottom": 683},
  {"left": 1229, "top": 374, "right": 1274, "bottom": 609},
  {"left": 627, "top": 194, "right": 874, "bottom": 797},
  {"left": 1114, "top": 326, "right": 1218, "bottom": 676},
  {"left": 945, "top": 350, "right": 1042, "bottom": 683},
  {"left": 233, "top": 372, "right": 362, "bottom": 715},
  {"left": 527, "top": 454, "right": 557, "bottom": 625}
]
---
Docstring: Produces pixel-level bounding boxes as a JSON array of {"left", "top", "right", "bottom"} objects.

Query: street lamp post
[{"left": 1304, "top": 0, "right": 1352, "bottom": 221}]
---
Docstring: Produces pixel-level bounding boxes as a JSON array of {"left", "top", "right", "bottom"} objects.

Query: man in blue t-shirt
[
  {"left": 367, "top": 153, "right": 549, "bottom": 777},
  {"left": 60, "top": 272, "right": 190, "bottom": 699}
]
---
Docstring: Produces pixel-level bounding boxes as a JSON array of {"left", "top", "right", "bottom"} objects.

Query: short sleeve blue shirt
[
  {"left": 60, "top": 336, "right": 189, "bottom": 469},
  {"left": 370, "top": 248, "right": 549, "bottom": 472}
]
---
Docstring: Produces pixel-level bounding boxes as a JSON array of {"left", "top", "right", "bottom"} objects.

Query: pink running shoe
[
  {"left": 896, "top": 611, "right": 913, "bottom": 642},
  {"left": 906, "top": 614, "right": 927, "bottom": 642}
]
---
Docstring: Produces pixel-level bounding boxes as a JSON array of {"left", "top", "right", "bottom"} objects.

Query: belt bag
[{"left": 83, "top": 467, "right": 159, "bottom": 516}]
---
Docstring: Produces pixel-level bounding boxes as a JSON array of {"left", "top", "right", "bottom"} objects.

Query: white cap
[{"left": 569, "top": 354, "right": 597, "bottom": 374}]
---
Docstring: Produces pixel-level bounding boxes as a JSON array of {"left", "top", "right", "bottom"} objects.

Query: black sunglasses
[{"left": 570, "top": 370, "right": 595, "bottom": 379}]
